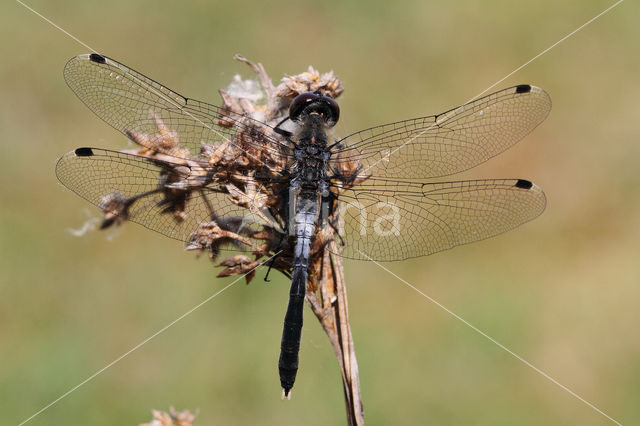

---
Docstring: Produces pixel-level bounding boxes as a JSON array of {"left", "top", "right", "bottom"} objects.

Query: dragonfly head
[{"left": 289, "top": 91, "right": 340, "bottom": 127}]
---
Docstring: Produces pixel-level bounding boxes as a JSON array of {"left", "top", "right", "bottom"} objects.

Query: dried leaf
[{"left": 216, "top": 254, "right": 259, "bottom": 283}]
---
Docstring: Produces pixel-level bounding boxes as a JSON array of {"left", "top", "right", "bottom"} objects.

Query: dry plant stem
[
  {"left": 105, "top": 54, "right": 362, "bottom": 419},
  {"left": 307, "top": 240, "right": 364, "bottom": 425},
  {"left": 233, "top": 54, "right": 277, "bottom": 111},
  {"left": 227, "top": 57, "right": 363, "bottom": 419},
  {"left": 236, "top": 56, "right": 363, "bottom": 421}
]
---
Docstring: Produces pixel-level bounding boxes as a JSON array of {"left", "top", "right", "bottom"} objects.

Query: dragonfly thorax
[{"left": 290, "top": 119, "right": 332, "bottom": 187}]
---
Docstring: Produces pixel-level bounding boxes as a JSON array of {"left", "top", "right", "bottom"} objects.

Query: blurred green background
[{"left": 1, "top": 0, "right": 638, "bottom": 424}]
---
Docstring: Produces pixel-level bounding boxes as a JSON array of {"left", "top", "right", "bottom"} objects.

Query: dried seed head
[
  {"left": 99, "top": 191, "right": 130, "bottom": 229},
  {"left": 203, "top": 139, "right": 232, "bottom": 166},
  {"left": 334, "top": 150, "right": 371, "bottom": 188},
  {"left": 186, "top": 220, "right": 259, "bottom": 262},
  {"left": 185, "top": 221, "right": 229, "bottom": 260},
  {"left": 276, "top": 66, "right": 344, "bottom": 103},
  {"left": 158, "top": 187, "right": 190, "bottom": 223},
  {"left": 92, "top": 56, "right": 346, "bottom": 278},
  {"left": 226, "top": 75, "right": 264, "bottom": 103},
  {"left": 218, "top": 89, "right": 244, "bottom": 119},
  {"left": 216, "top": 254, "right": 260, "bottom": 284},
  {"left": 225, "top": 180, "right": 278, "bottom": 228},
  {"left": 125, "top": 111, "right": 190, "bottom": 158},
  {"left": 139, "top": 406, "right": 198, "bottom": 426}
]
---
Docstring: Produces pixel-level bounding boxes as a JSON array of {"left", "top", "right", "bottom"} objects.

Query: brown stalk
[
  {"left": 307, "top": 239, "right": 364, "bottom": 425},
  {"left": 237, "top": 56, "right": 364, "bottom": 424},
  {"left": 102, "top": 55, "right": 364, "bottom": 424}
]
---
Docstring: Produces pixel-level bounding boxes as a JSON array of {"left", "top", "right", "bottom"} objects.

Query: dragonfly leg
[
  {"left": 264, "top": 231, "right": 286, "bottom": 282},
  {"left": 328, "top": 220, "right": 345, "bottom": 246},
  {"left": 273, "top": 116, "right": 293, "bottom": 138}
]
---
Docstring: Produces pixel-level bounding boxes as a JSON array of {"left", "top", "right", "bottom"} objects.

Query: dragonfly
[{"left": 56, "top": 53, "right": 551, "bottom": 398}]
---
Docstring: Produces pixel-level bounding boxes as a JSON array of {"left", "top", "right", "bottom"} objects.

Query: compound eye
[
  {"left": 289, "top": 92, "right": 319, "bottom": 122},
  {"left": 322, "top": 96, "right": 340, "bottom": 126}
]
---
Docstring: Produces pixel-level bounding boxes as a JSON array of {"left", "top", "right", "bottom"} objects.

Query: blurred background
[{"left": 1, "top": 0, "right": 638, "bottom": 424}]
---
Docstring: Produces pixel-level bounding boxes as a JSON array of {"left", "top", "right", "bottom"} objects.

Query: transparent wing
[
  {"left": 331, "top": 177, "right": 546, "bottom": 261},
  {"left": 55, "top": 147, "right": 272, "bottom": 250},
  {"left": 333, "top": 85, "right": 551, "bottom": 179},
  {"left": 64, "top": 53, "right": 293, "bottom": 160}
]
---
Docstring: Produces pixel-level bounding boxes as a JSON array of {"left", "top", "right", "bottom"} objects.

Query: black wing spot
[
  {"left": 515, "top": 84, "right": 532, "bottom": 94},
  {"left": 89, "top": 53, "right": 107, "bottom": 64},
  {"left": 515, "top": 179, "right": 533, "bottom": 189},
  {"left": 75, "top": 147, "right": 94, "bottom": 157}
]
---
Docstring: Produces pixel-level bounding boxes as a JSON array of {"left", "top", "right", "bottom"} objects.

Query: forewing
[
  {"left": 64, "top": 54, "right": 292, "bottom": 160},
  {"left": 334, "top": 85, "right": 550, "bottom": 179},
  {"left": 332, "top": 178, "right": 546, "bottom": 261},
  {"left": 55, "top": 147, "right": 269, "bottom": 249}
]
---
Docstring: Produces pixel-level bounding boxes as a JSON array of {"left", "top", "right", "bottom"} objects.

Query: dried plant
[
  {"left": 58, "top": 47, "right": 550, "bottom": 426},
  {"left": 92, "top": 56, "right": 364, "bottom": 424},
  {"left": 139, "top": 407, "right": 198, "bottom": 426}
]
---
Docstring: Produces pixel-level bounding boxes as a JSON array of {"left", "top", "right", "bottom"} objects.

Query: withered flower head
[
  {"left": 92, "top": 56, "right": 346, "bottom": 281},
  {"left": 157, "top": 168, "right": 193, "bottom": 223},
  {"left": 216, "top": 254, "right": 260, "bottom": 284},
  {"left": 334, "top": 150, "right": 370, "bottom": 189},
  {"left": 139, "top": 406, "right": 198, "bottom": 426},
  {"left": 185, "top": 219, "right": 258, "bottom": 262},
  {"left": 275, "top": 66, "right": 344, "bottom": 103},
  {"left": 99, "top": 191, "right": 130, "bottom": 229},
  {"left": 126, "top": 111, "right": 190, "bottom": 159},
  {"left": 225, "top": 180, "right": 279, "bottom": 229},
  {"left": 202, "top": 139, "right": 236, "bottom": 167}
]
